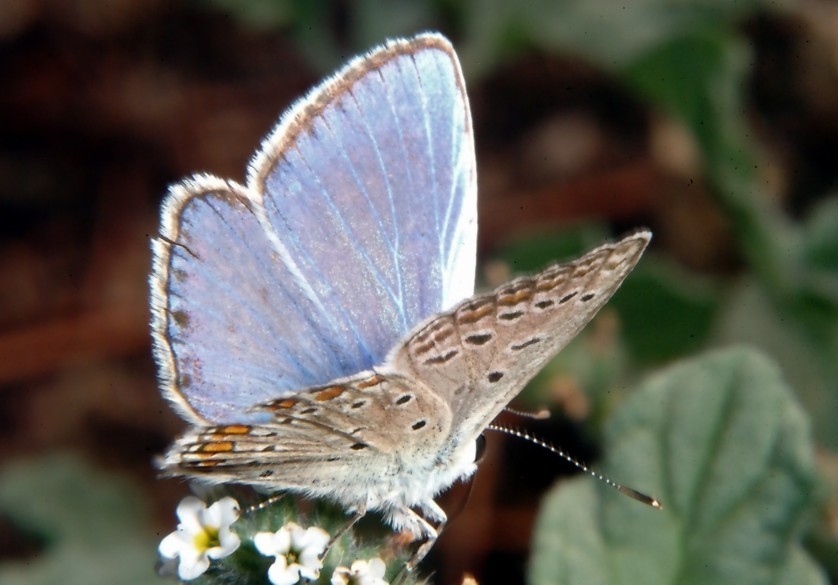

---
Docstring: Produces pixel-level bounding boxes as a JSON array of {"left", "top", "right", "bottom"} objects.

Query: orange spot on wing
[
  {"left": 458, "top": 300, "right": 494, "bottom": 324},
  {"left": 200, "top": 441, "right": 234, "bottom": 453},
  {"left": 191, "top": 460, "right": 220, "bottom": 468},
  {"left": 357, "top": 375, "right": 383, "bottom": 389},
  {"left": 498, "top": 287, "right": 533, "bottom": 306},
  {"left": 315, "top": 386, "right": 345, "bottom": 401},
  {"left": 535, "top": 267, "right": 570, "bottom": 291},
  {"left": 220, "top": 424, "right": 251, "bottom": 434}
]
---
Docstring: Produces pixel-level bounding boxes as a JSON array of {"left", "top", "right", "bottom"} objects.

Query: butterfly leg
[
  {"left": 406, "top": 500, "right": 447, "bottom": 571},
  {"left": 326, "top": 504, "right": 367, "bottom": 552},
  {"left": 416, "top": 499, "right": 446, "bottom": 525},
  {"left": 392, "top": 501, "right": 448, "bottom": 584}
]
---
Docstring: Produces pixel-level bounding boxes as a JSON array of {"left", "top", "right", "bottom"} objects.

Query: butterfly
[{"left": 150, "top": 32, "right": 651, "bottom": 566}]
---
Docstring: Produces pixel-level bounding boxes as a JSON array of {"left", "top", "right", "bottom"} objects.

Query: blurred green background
[{"left": 1, "top": 0, "right": 836, "bottom": 583}]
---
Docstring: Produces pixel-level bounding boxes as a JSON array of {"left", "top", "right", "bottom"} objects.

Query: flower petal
[
  {"left": 365, "top": 558, "right": 386, "bottom": 579},
  {"left": 254, "top": 531, "right": 279, "bottom": 556},
  {"left": 302, "top": 526, "right": 330, "bottom": 551},
  {"left": 331, "top": 567, "right": 350, "bottom": 585},
  {"left": 297, "top": 562, "right": 320, "bottom": 581},
  {"left": 332, "top": 558, "right": 388, "bottom": 585},
  {"left": 176, "top": 496, "right": 208, "bottom": 534},
  {"left": 210, "top": 526, "right": 241, "bottom": 558},
  {"left": 205, "top": 496, "right": 240, "bottom": 528},
  {"left": 177, "top": 546, "right": 211, "bottom": 580},
  {"left": 159, "top": 530, "right": 191, "bottom": 558},
  {"left": 207, "top": 535, "right": 240, "bottom": 559},
  {"left": 267, "top": 556, "right": 301, "bottom": 585}
]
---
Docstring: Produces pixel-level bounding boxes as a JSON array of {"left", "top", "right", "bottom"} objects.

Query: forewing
[
  {"left": 388, "top": 231, "right": 651, "bottom": 439},
  {"left": 150, "top": 34, "right": 476, "bottom": 424},
  {"left": 249, "top": 34, "right": 476, "bottom": 356}
]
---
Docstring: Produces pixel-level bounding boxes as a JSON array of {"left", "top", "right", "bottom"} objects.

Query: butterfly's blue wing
[{"left": 150, "top": 34, "right": 476, "bottom": 424}]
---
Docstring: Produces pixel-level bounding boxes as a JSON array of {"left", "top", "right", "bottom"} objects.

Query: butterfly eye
[{"left": 474, "top": 434, "right": 487, "bottom": 464}]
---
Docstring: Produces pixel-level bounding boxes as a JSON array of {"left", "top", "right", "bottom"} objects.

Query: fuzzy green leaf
[
  {"left": 529, "top": 348, "right": 824, "bottom": 585},
  {"left": 0, "top": 453, "right": 157, "bottom": 585}
]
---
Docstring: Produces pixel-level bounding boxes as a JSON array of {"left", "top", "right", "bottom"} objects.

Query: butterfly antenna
[
  {"left": 486, "top": 424, "right": 662, "bottom": 509},
  {"left": 244, "top": 493, "right": 284, "bottom": 515},
  {"left": 503, "top": 406, "right": 551, "bottom": 420}
]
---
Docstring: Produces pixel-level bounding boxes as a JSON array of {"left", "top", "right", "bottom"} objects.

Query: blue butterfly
[{"left": 150, "top": 33, "right": 652, "bottom": 573}]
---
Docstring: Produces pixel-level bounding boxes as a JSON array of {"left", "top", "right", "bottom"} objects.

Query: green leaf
[
  {"left": 0, "top": 453, "right": 157, "bottom": 585},
  {"left": 529, "top": 348, "right": 825, "bottom": 585},
  {"left": 460, "top": 0, "right": 783, "bottom": 78},
  {"left": 794, "top": 196, "right": 838, "bottom": 357},
  {"left": 714, "top": 279, "right": 838, "bottom": 449}
]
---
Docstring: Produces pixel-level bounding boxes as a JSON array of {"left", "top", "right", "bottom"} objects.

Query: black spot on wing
[{"left": 510, "top": 338, "right": 541, "bottom": 351}]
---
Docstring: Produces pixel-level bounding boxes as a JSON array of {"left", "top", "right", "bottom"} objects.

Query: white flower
[
  {"left": 254, "top": 522, "right": 330, "bottom": 585},
  {"left": 331, "top": 558, "right": 388, "bottom": 585},
  {"left": 158, "top": 496, "right": 241, "bottom": 580}
]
